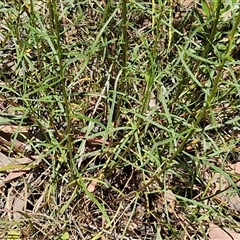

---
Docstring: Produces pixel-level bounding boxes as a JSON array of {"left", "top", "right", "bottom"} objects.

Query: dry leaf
[
  {"left": 234, "top": 162, "right": 240, "bottom": 175},
  {"left": 77, "top": 134, "right": 110, "bottom": 146},
  {"left": 165, "top": 190, "right": 176, "bottom": 213},
  {"left": 178, "top": 0, "right": 195, "bottom": 8},
  {"left": 0, "top": 135, "right": 26, "bottom": 153},
  {"left": 211, "top": 172, "right": 229, "bottom": 191},
  {"left": 0, "top": 153, "right": 33, "bottom": 173},
  {"left": 15, "top": 157, "right": 33, "bottom": 165},
  {"left": 13, "top": 191, "right": 26, "bottom": 220},
  {"left": 0, "top": 157, "right": 30, "bottom": 188},
  {"left": 222, "top": 9, "right": 232, "bottom": 21},
  {"left": 0, "top": 124, "right": 28, "bottom": 134},
  {"left": 0, "top": 171, "right": 27, "bottom": 189},
  {"left": 87, "top": 180, "right": 97, "bottom": 192},
  {"left": 0, "top": 152, "right": 12, "bottom": 167},
  {"left": 209, "top": 223, "right": 240, "bottom": 240},
  {"left": 149, "top": 92, "right": 156, "bottom": 108},
  {"left": 165, "top": 190, "right": 176, "bottom": 203},
  {"left": 2, "top": 171, "right": 26, "bottom": 183}
]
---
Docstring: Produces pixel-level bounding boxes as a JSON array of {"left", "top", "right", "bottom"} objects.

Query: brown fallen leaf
[
  {"left": 0, "top": 153, "right": 34, "bottom": 173},
  {"left": 0, "top": 171, "right": 27, "bottom": 189},
  {"left": 77, "top": 134, "right": 110, "bottom": 146},
  {"left": 0, "top": 152, "right": 12, "bottom": 167},
  {"left": 12, "top": 190, "right": 26, "bottom": 220},
  {"left": 87, "top": 180, "right": 97, "bottom": 193},
  {"left": 165, "top": 190, "right": 177, "bottom": 214},
  {"left": 0, "top": 154, "right": 34, "bottom": 188},
  {"left": 3, "top": 171, "right": 27, "bottom": 182},
  {"left": 209, "top": 223, "right": 240, "bottom": 240},
  {"left": 0, "top": 124, "right": 28, "bottom": 134},
  {"left": 222, "top": 9, "right": 232, "bottom": 21},
  {"left": 234, "top": 162, "right": 240, "bottom": 175},
  {"left": 0, "top": 135, "right": 26, "bottom": 153},
  {"left": 15, "top": 157, "right": 34, "bottom": 165},
  {"left": 178, "top": 0, "right": 196, "bottom": 8}
]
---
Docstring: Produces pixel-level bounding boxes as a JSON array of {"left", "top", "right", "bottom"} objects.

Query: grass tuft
[{"left": 0, "top": 0, "right": 240, "bottom": 239}]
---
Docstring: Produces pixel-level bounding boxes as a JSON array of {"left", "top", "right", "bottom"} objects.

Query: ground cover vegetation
[{"left": 0, "top": 0, "right": 240, "bottom": 239}]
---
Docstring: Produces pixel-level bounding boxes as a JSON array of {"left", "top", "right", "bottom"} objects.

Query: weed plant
[{"left": 0, "top": 0, "right": 240, "bottom": 239}]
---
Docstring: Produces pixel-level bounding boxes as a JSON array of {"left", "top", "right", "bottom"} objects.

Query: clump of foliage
[{"left": 0, "top": 0, "right": 240, "bottom": 239}]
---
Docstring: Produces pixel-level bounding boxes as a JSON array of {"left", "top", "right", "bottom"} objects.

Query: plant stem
[
  {"left": 50, "top": 0, "right": 73, "bottom": 166},
  {"left": 114, "top": 0, "right": 128, "bottom": 126},
  {"left": 172, "top": 0, "right": 222, "bottom": 105},
  {"left": 135, "top": 4, "right": 240, "bottom": 193}
]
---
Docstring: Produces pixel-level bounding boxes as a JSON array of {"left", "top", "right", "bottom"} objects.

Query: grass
[{"left": 0, "top": 0, "right": 240, "bottom": 239}]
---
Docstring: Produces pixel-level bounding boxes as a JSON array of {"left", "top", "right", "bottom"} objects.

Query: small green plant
[{"left": 0, "top": 0, "right": 240, "bottom": 239}]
